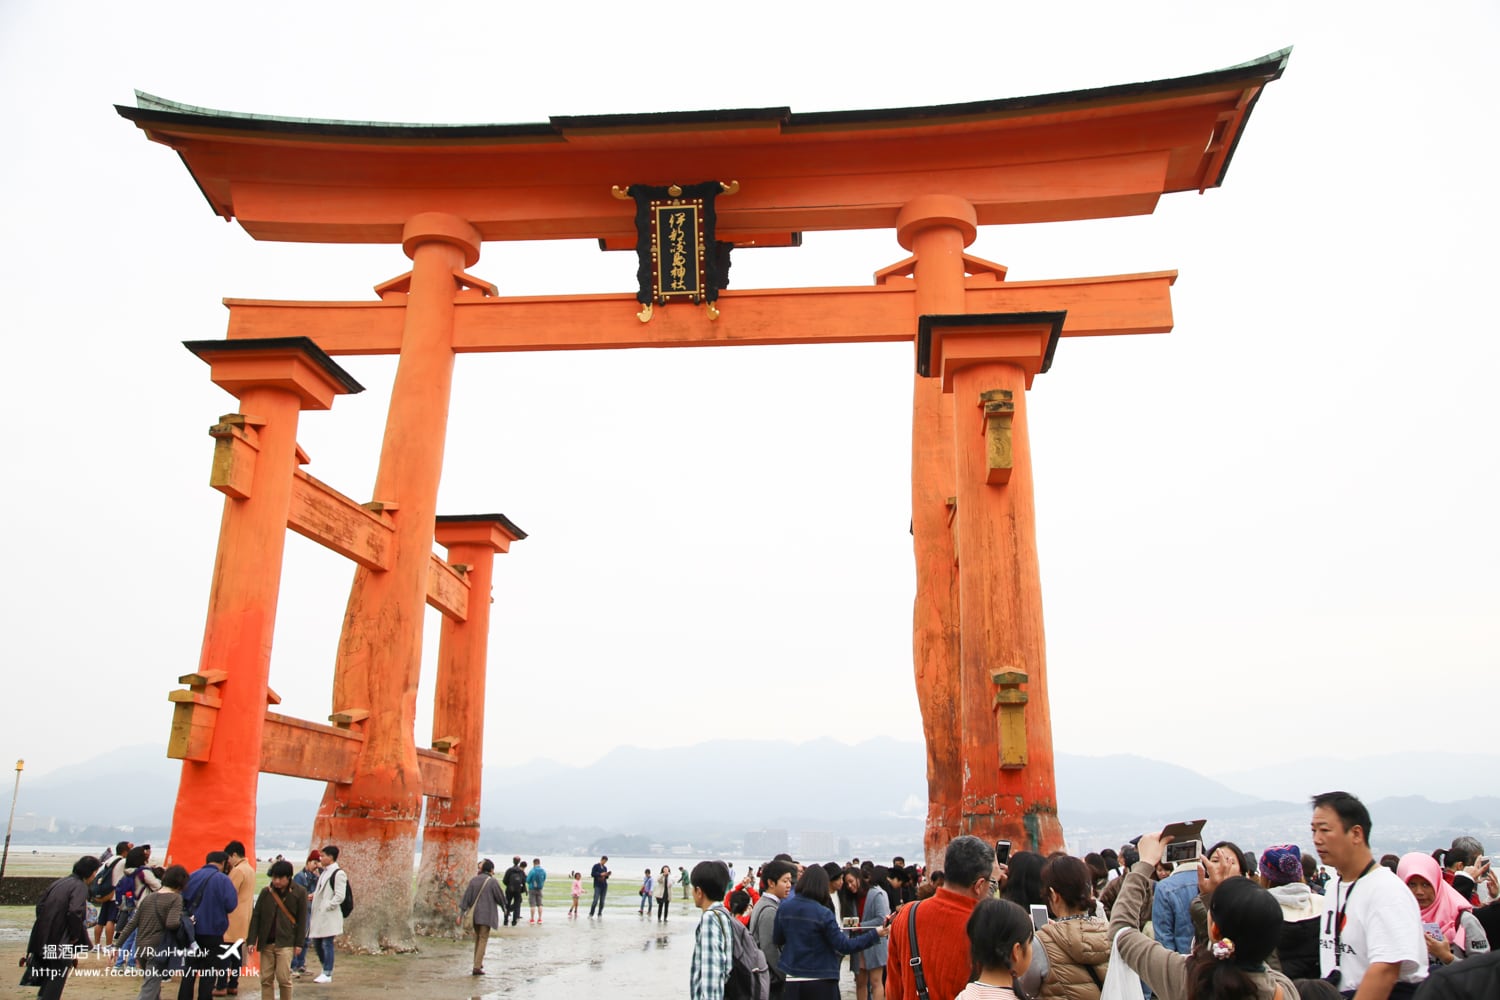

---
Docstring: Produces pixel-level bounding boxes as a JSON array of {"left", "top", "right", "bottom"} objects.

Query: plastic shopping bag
[{"left": 1099, "top": 928, "right": 1144, "bottom": 1000}]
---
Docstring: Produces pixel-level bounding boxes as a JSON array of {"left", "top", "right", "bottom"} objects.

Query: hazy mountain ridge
[{"left": 5, "top": 743, "right": 1498, "bottom": 855}]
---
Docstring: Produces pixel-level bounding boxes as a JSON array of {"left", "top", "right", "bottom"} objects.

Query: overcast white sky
[{"left": 2, "top": 1, "right": 1496, "bottom": 796}]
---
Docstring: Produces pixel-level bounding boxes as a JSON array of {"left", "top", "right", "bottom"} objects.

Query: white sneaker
[{"left": 313, "top": 973, "right": 332, "bottom": 983}]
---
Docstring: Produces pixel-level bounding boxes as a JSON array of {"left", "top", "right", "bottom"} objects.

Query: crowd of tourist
[
  {"left": 16, "top": 790, "right": 1497, "bottom": 1000},
  {"left": 680, "top": 791, "right": 1496, "bottom": 1000},
  {"left": 20, "top": 841, "right": 349, "bottom": 1000}
]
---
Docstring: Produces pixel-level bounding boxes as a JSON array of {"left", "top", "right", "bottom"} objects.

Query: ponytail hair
[
  {"left": 1186, "top": 877, "right": 1283, "bottom": 1000},
  {"left": 966, "top": 898, "right": 1035, "bottom": 1000}
]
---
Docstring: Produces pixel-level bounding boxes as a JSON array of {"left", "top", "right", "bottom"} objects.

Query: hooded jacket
[{"left": 1265, "top": 881, "right": 1324, "bottom": 979}]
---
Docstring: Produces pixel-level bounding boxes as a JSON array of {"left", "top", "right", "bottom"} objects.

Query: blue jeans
[
  {"left": 589, "top": 884, "right": 607, "bottom": 916},
  {"left": 290, "top": 933, "right": 309, "bottom": 971},
  {"left": 313, "top": 936, "right": 335, "bottom": 975}
]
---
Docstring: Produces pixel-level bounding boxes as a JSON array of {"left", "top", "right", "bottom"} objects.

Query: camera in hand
[{"left": 1163, "top": 839, "right": 1201, "bottom": 865}]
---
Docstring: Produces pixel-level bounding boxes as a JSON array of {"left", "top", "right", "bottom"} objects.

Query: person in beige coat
[
  {"left": 224, "top": 841, "right": 256, "bottom": 997},
  {"left": 1107, "top": 832, "right": 1300, "bottom": 1000},
  {"left": 307, "top": 847, "right": 346, "bottom": 984},
  {"left": 1037, "top": 855, "right": 1110, "bottom": 1000}
]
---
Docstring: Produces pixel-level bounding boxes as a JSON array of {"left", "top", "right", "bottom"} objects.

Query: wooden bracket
[
  {"left": 992, "top": 669, "right": 1029, "bottom": 769},
  {"left": 431, "top": 736, "right": 460, "bottom": 754},
  {"left": 208, "top": 414, "right": 265, "bottom": 499},
  {"left": 167, "top": 670, "right": 229, "bottom": 762},
  {"left": 981, "top": 390, "right": 1015, "bottom": 485},
  {"left": 330, "top": 708, "right": 370, "bottom": 730}
]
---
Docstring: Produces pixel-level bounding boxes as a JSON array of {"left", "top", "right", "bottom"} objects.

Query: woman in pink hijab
[{"left": 1396, "top": 852, "right": 1491, "bottom": 967}]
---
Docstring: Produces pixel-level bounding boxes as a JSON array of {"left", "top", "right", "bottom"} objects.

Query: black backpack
[
  {"left": 89, "top": 860, "right": 119, "bottom": 904},
  {"left": 337, "top": 870, "right": 354, "bottom": 918}
]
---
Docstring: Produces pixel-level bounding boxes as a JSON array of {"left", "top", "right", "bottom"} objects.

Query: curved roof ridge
[{"left": 127, "top": 48, "right": 1290, "bottom": 134}]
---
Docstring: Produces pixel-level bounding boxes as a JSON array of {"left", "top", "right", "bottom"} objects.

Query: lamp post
[{"left": 1, "top": 759, "right": 22, "bottom": 880}]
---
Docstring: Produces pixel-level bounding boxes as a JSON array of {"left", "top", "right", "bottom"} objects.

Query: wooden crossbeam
[
  {"left": 224, "top": 272, "right": 1176, "bottom": 357},
  {"left": 284, "top": 469, "right": 470, "bottom": 620},
  {"left": 288, "top": 470, "right": 393, "bottom": 570},
  {"left": 257, "top": 713, "right": 455, "bottom": 798},
  {"left": 425, "top": 557, "right": 468, "bottom": 622},
  {"left": 416, "top": 748, "right": 457, "bottom": 800},
  {"left": 260, "top": 712, "right": 363, "bottom": 783}
]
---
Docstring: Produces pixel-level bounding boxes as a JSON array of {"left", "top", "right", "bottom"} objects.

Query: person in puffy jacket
[{"left": 1036, "top": 855, "right": 1109, "bottom": 1000}]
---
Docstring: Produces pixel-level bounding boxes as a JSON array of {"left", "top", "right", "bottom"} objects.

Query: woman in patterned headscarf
[{"left": 1257, "top": 844, "right": 1324, "bottom": 979}]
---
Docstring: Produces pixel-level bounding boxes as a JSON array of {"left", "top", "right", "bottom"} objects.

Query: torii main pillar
[
  {"left": 922, "top": 309, "right": 1066, "bottom": 855},
  {"left": 312, "top": 213, "right": 482, "bottom": 952}
]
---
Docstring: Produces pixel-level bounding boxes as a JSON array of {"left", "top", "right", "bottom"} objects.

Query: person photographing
[{"left": 1106, "top": 828, "right": 1298, "bottom": 1000}]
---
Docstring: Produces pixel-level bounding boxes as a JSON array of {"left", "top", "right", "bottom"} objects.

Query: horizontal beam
[
  {"left": 426, "top": 556, "right": 469, "bottom": 622},
  {"left": 225, "top": 149, "right": 1175, "bottom": 245},
  {"left": 283, "top": 470, "right": 471, "bottom": 619},
  {"left": 417, "top": 747, "right": 456, "bottom": 800},
  {"left": 259, "top": 711, "right": 363, "bottom": 783},
  {"left": 224, "top": 272, "right": 1175, "bottom": 357},
  {"left": 288, "top": 469, "right": 393, "bottom": 570}
]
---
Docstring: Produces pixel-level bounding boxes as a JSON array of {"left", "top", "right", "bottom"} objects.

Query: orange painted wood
[
  {"left": 222, "top": 272, "right": 1176, "bottom": 355},
  {"left": 164, "top": 342, "right": 358, "bottom": 870},
  {"left": 416, "top": 518, "right": 522, "bottom": 932},
  {"left": 220, "top": 149, "right": 1174, "bottom": 243},
  {"left": 120, "top": 53, "right": 1286, "bottom": 246},
  {"left": 943, "top": 327, "right": 1064, "bottom": 854},
  {"left": 904, "top": 207, "right": 970, "bottom": 867},
  {"left": 415, "top": 748, "right": 456, "bottom": 800},
  {"left": 424, "top": 555, "right": 469, "bottom": 622},
  {"left": 287, "top": 469, "right": 394, "bottom": 570},
  {"left": 316, "top": 219, "right": 476, "bottom": 952},
  {"left": 259, "top": 712, "right": 362, "bottom": 783}
]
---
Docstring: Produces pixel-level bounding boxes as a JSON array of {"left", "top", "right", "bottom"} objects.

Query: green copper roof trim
[{"left": 124, "top": 48, "right": 1290, "bottom": 137}]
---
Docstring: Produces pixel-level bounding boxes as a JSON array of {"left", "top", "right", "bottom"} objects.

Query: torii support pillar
[
  {"left": 313, "top": 213, "right": 483, "bottom": 952},
  {"left": 413, "top": 514, "right": 526, "bottom": 935},
  {"left": 919, "top": 312, "right": 1066, "bottom": 854},
  {"left": 164, "top": 338, "right": 363, "bottom": 869}
]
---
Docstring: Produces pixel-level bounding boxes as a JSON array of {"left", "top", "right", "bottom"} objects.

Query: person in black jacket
[
  {"left": 22, "top": 855, "right": 102, "bottom": 1000},
  {"left": 1415, "top": 949, "right": 1500, "bottom": 1000},
  {"left": 502, "top": 858, "right": 527, "bottom": 926}
]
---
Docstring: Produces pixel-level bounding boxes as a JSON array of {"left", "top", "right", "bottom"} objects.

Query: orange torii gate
[{"left": 118, "top": 49, "right": 1287, "bottom": 951}]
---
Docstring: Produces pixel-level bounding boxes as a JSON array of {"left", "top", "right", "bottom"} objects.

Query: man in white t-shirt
[{"left": 1311, "top": 791, "right": 1427, "bottom": 998}]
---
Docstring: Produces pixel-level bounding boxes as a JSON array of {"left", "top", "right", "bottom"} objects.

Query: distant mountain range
[{"left": 5, "top": 741, "right": 1496, "bottom": 859}]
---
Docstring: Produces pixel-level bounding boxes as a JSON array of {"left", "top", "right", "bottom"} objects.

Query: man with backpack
[
  {"left": 90, "top": 839, "right": 132, "bottom": 950},
  {"left": 177, "top": 851, "right": 238, "bottom": 1000},
  {"left": 690, "top": 859, "right": 771, "bottom": 1000},
  {"left": 502, "top": 857, "right": 527, "bottom": 926},
  {"left": 308, "top": 845, "right": 348, "bottom": 984}
]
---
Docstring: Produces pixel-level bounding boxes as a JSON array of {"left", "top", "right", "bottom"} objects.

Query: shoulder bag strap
[
  {"left": 270, "top": 888, "right": 296, "bottom": 928},
  {"left": 905, "top": 900, "right": 930, "bottom": 1000}
]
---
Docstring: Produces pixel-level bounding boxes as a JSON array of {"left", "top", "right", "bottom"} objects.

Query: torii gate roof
[{"left": 117, "top": 49, "right": 1288, "bottom": 247}]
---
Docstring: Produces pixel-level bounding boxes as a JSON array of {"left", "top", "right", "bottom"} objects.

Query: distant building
[
  {"left": 799, "top": 831, "right": 839, "bottom": 860},
  {"left": 13, "top": 813, "right": 56, "bottom": 834},
  {"left": 744, "top": 829, "right": 788, "bottom": 859}
]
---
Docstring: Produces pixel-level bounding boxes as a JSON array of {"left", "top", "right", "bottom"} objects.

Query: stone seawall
[{"left": 0, "top": 876, "right": 53, "bottom": 906}]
